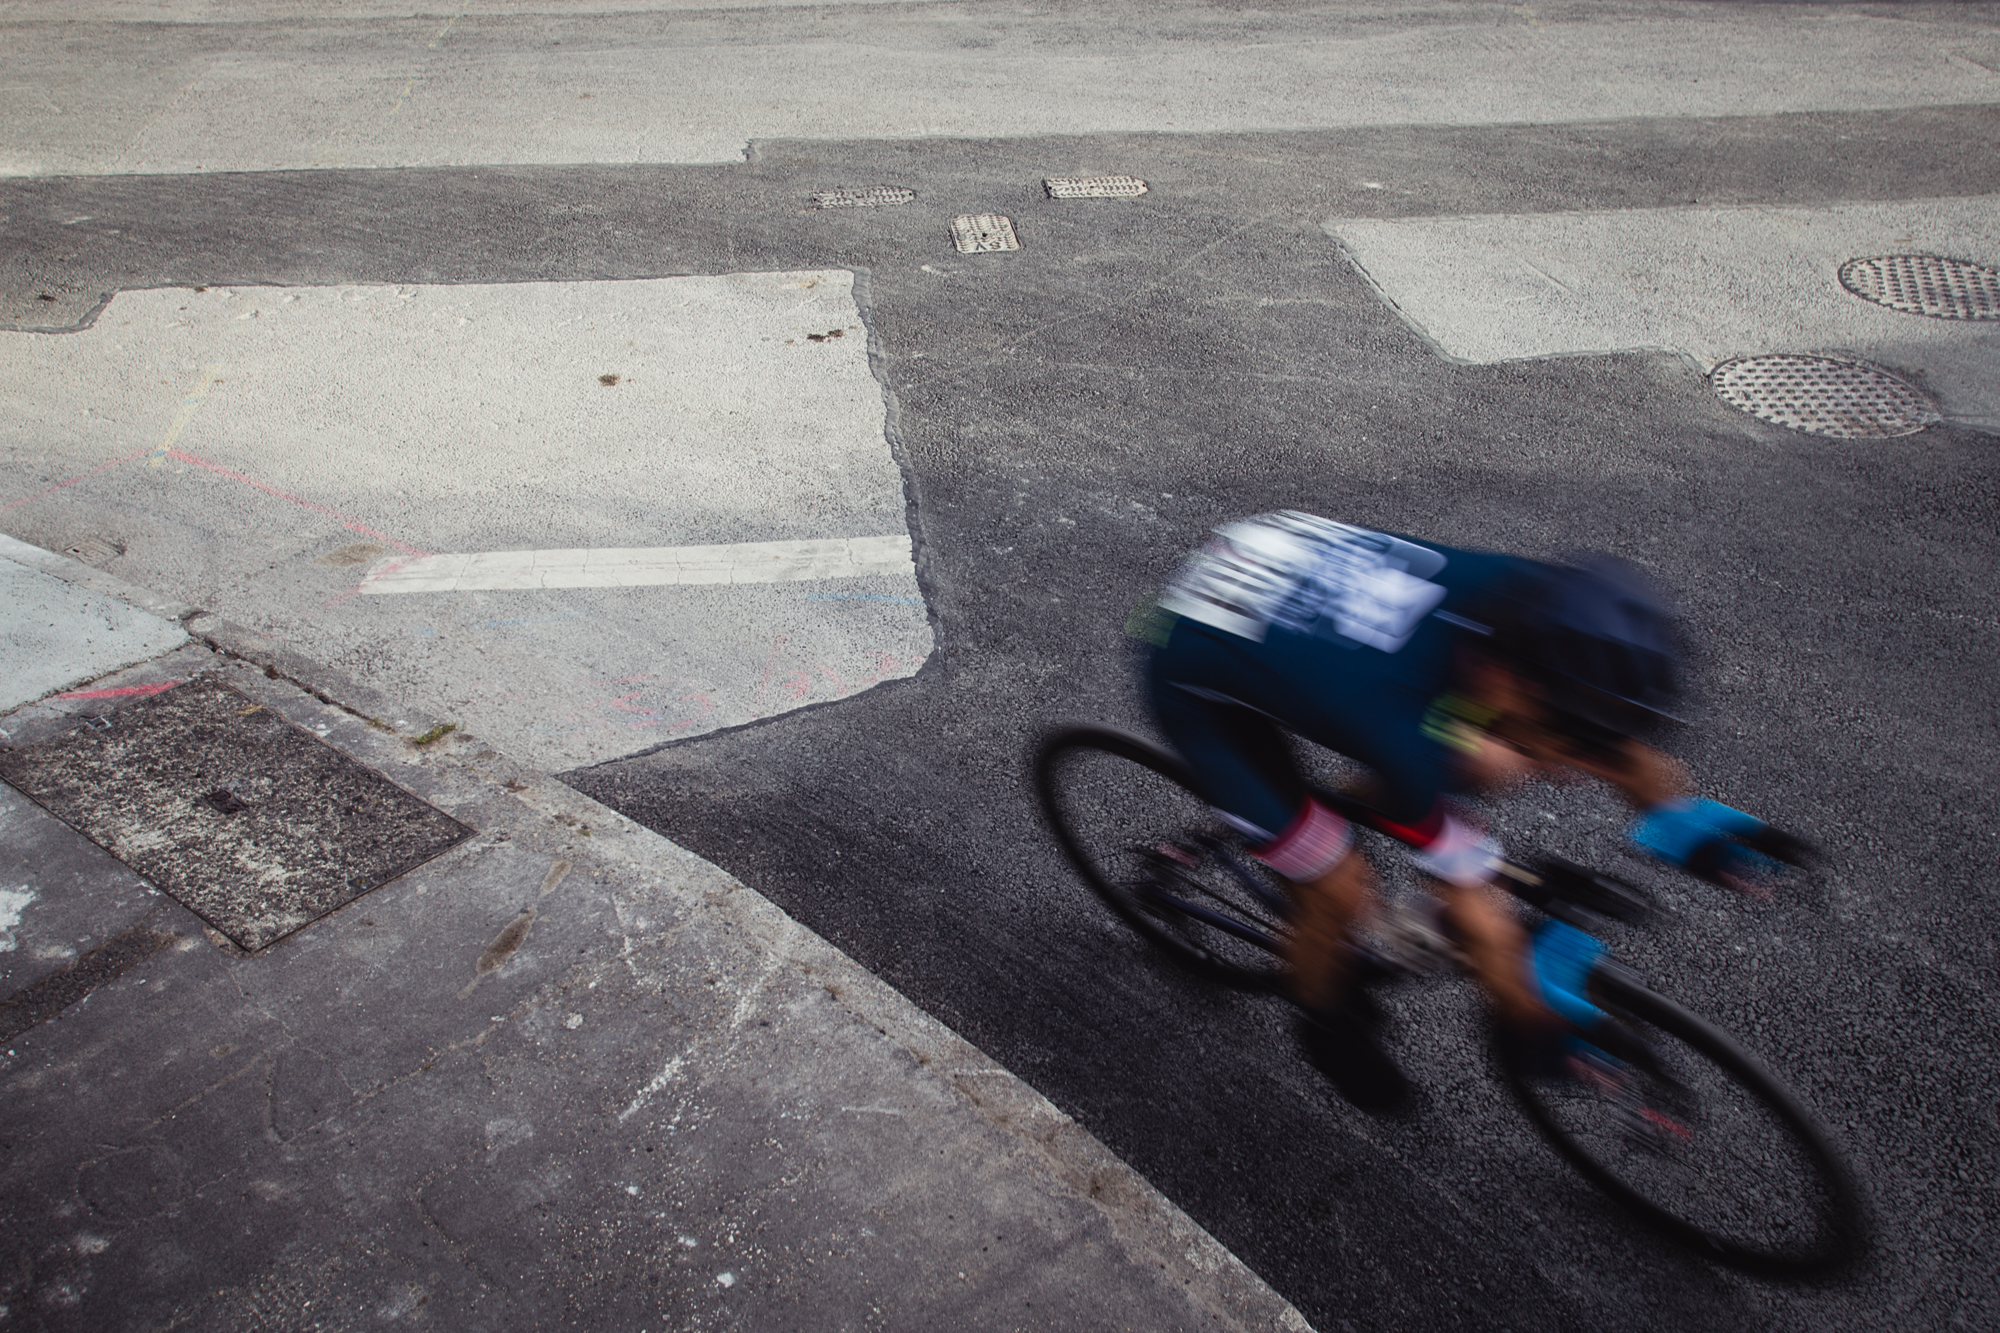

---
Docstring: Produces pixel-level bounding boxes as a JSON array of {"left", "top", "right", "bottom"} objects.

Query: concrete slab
[
  {"left": 1326, "top": 194, "right": 2000, "bottom": 431},
  {"left": 0, "top": 533, "right": 187, "bottom": 710},
  {"left": 0, "top": 640, "right": 1307, "bottom": 1332},
  {"left": 0, "top": 275, "right": 930, "bottom": 770},
  {"left": 3, "top": 4, "right": 1998, "bottom": 174}
]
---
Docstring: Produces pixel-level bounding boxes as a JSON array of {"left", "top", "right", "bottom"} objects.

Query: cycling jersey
[
  {"left": 1144, "top": 513, "right": 1545, "bottom": 881},
  {"left": 1157, "top": 511, "right": 1455, "bottom": 650}
]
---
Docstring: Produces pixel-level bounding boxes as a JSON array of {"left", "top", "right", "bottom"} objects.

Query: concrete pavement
[
  {"left": 0, "top": 272, "right": 931, "bottom": 770},
  {"left": 0, "top": 540, "right": 1308, "bottom": 1329},
  {"left": 6, "top": 4, "right": 1999, "bottom": 175}
]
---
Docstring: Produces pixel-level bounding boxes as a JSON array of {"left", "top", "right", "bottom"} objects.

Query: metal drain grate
[
  {"left": 810, "top": 186, "right": 916, "bottom": 209},
  {"left": 1044, "top": 175, "right": 1149, "bottom": 199},
  {"left": 0, "top": 676, "right": 472, "bottom": 950},
  {"left": 1832, "top": 254, "right": 2000, "bottom": 320},
  {"left": 1711, "top": 354, "right": 1941, "bottom": 438},
  {"left": 951, "top": 214, "right": 1020, "bottom": 254},
  {"left": 1838, "top": 255, "right": 2000, "bottom": 320}
]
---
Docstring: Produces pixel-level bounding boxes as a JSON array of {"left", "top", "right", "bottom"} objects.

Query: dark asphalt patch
[
  {"left": 0, "top": 676, "right": 471, "bottom": 950},
  {"left": 0, "top": 915, "right": 176, "bottom": 1043}
]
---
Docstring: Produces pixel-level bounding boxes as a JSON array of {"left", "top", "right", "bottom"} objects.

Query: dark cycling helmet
[{"left": 1482, "top": 556, "right": 1682, "bottom": 746}]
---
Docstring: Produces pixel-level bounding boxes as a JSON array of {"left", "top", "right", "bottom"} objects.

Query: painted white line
[{"left": 362, "top": 535, "right": 915, "bottom": 594}]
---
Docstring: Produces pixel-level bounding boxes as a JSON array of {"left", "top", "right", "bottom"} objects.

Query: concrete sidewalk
[{"left": 0, "top": 535, "right": 1309, "bottom": 1332}]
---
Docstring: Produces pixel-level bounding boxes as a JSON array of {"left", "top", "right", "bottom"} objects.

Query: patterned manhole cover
[
  {"left": 0, "top": 675, "right": 472, "bottom": 950},
  {"left": 951, "top": 214, "right": 1020, "bottom": 254},
  {"left": 1838, "top": 254, "right": 2000, "bottom": 320},
  {"left": 1710, "top": 354, "right": 1942, "bottom": 439},
  {"left": 1044, "top": 175, "right": 1149, "bottom": 199},
  {"left": 810, "top": 186, "right": 916, "bottom": 209}
]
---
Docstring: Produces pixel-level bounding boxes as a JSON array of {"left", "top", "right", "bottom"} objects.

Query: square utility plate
[{"left": 0, "top": 676, "right": 472, "bottom": 950}]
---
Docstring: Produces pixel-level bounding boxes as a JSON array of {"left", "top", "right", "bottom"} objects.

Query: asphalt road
[
  {"left": 557, "top": 119, "right": 2000, "bottom": 1329},
  {"left": 6, "top": 3, "right": 2000, "bottom": 1329}
]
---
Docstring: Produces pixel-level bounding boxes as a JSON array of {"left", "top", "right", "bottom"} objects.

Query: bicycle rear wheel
[
  {"left": 1501, "top": 966, "right": 1867, "bottom": 1275},
  {"left": 1033, "top": 725, "right": 1289, "bottom": 989}
]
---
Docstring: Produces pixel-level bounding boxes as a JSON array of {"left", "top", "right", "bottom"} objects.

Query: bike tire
[
  {"left": 1033, "top": 725, "right": 1289, "bottom": 989},
  {"left": 1500, "top": 966, "right": 1868, "bottom": 1275}
]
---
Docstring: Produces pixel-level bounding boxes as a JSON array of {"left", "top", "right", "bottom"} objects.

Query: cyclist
[{"left": 1131, "top": 511, "right": 1805, "bottom": 1111}]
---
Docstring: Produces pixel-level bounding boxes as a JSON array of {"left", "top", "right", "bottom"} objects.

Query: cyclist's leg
[
  {"left": 1430, "top": 876, "right": 1548, "bottom": 1030},
  {"left": 1289, "top": 847, "right": 1375, "bottom": 1014},
  {"left": 1144, "top": 624, "right": 1373, "bottom": 1012}
]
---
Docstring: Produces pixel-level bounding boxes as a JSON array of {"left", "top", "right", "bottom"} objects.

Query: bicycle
[{"left": 1033, "top": 723, "right": 1868, "bottom": 1277}]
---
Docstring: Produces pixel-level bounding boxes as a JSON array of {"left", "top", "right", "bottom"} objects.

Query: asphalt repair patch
[{"left": 0, "top": 675, "right": 471, "bottom": 950}]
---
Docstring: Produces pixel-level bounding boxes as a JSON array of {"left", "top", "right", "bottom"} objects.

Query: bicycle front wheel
[
  {"left": 1033, "top": 725, "right": 1289, "bottom": 989},
  {"left": 1501, "top": 966, "right": 1868, "bottom": 1275}
]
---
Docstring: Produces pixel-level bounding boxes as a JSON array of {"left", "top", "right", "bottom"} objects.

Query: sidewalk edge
[{"left": 9, "top": 541, "right": 1315, "bottom": 1333}]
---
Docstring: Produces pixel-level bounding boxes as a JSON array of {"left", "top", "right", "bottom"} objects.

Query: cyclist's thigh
[
  {"left": 1149, "top": 617, "right": 1448, "bottom": 831},
  {"left": 1145, "top": 622, "right": 1307, "bottom": 838},
  {"left": 1252, "top": 627, "right": 1448, "bottom": 829}
]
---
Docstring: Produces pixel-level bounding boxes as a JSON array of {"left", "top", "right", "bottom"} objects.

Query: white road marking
[
  {"left": 362, "top": 535, "right": 915, "bottom": 595},
  {"left": 1328, "top": 195, "right": 2000, "bottom": 429}
]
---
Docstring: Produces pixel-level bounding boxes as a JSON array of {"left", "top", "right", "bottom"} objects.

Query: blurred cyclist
[{"left": 1132, "top": 512, "right": 1805, "bottom": 1112}]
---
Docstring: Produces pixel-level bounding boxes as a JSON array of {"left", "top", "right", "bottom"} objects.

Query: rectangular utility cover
[
  {"left": 1044, "top": 175, "right": 1149, "bottom": 199},
  {"left": 0, "top": 676, "right": 472, "bottom": 951},
  {"left": 951, "top": 214, "right": 1021, "bottom": 253},
  {"left": 811, "top": 186, "right": 916, "bottom": 208}
]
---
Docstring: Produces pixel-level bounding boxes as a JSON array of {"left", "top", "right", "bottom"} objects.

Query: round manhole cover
[
  {"left": 1838, "top": 255, "right": 2000, "bottom": 320},
  {"left": 1710, "top": 355, "right": 1941, "bottom": 438}
]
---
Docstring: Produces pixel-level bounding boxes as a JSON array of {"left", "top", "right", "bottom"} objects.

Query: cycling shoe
[
  {"left": 1299, "top": 1008, "right": 1413, "bottom": 1115},
  {"left": 1495, "top": 1020, "right": 1573, "bottom": 1080}
]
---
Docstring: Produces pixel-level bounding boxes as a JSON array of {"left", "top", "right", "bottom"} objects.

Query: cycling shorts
[{"left": 1145, "top": 616, "right": 1451, "bottom": 856}]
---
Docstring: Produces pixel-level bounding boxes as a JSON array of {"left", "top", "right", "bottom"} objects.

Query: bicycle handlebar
[{"left": 1311, "top": 783, "right": 1653, "bottom": 926}]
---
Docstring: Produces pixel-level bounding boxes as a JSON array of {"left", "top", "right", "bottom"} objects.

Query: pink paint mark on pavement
[
  {"left": 57, "top": 680, "right": 182, "bottom": 700},
  {"left": 327, "top": 553, "right": 423, "bottom": 608},
  {"left": 752, "top": 636, "right": 787, "bottom": 707},
  {"left": 1, "top": 446, "right": 155, "bottom": 516},
  {"left": 668, "top": 691, "right": 717, "bottom": 733},
  {"left": 165, "top": 449, "right": 428, "bottom": 557}
]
